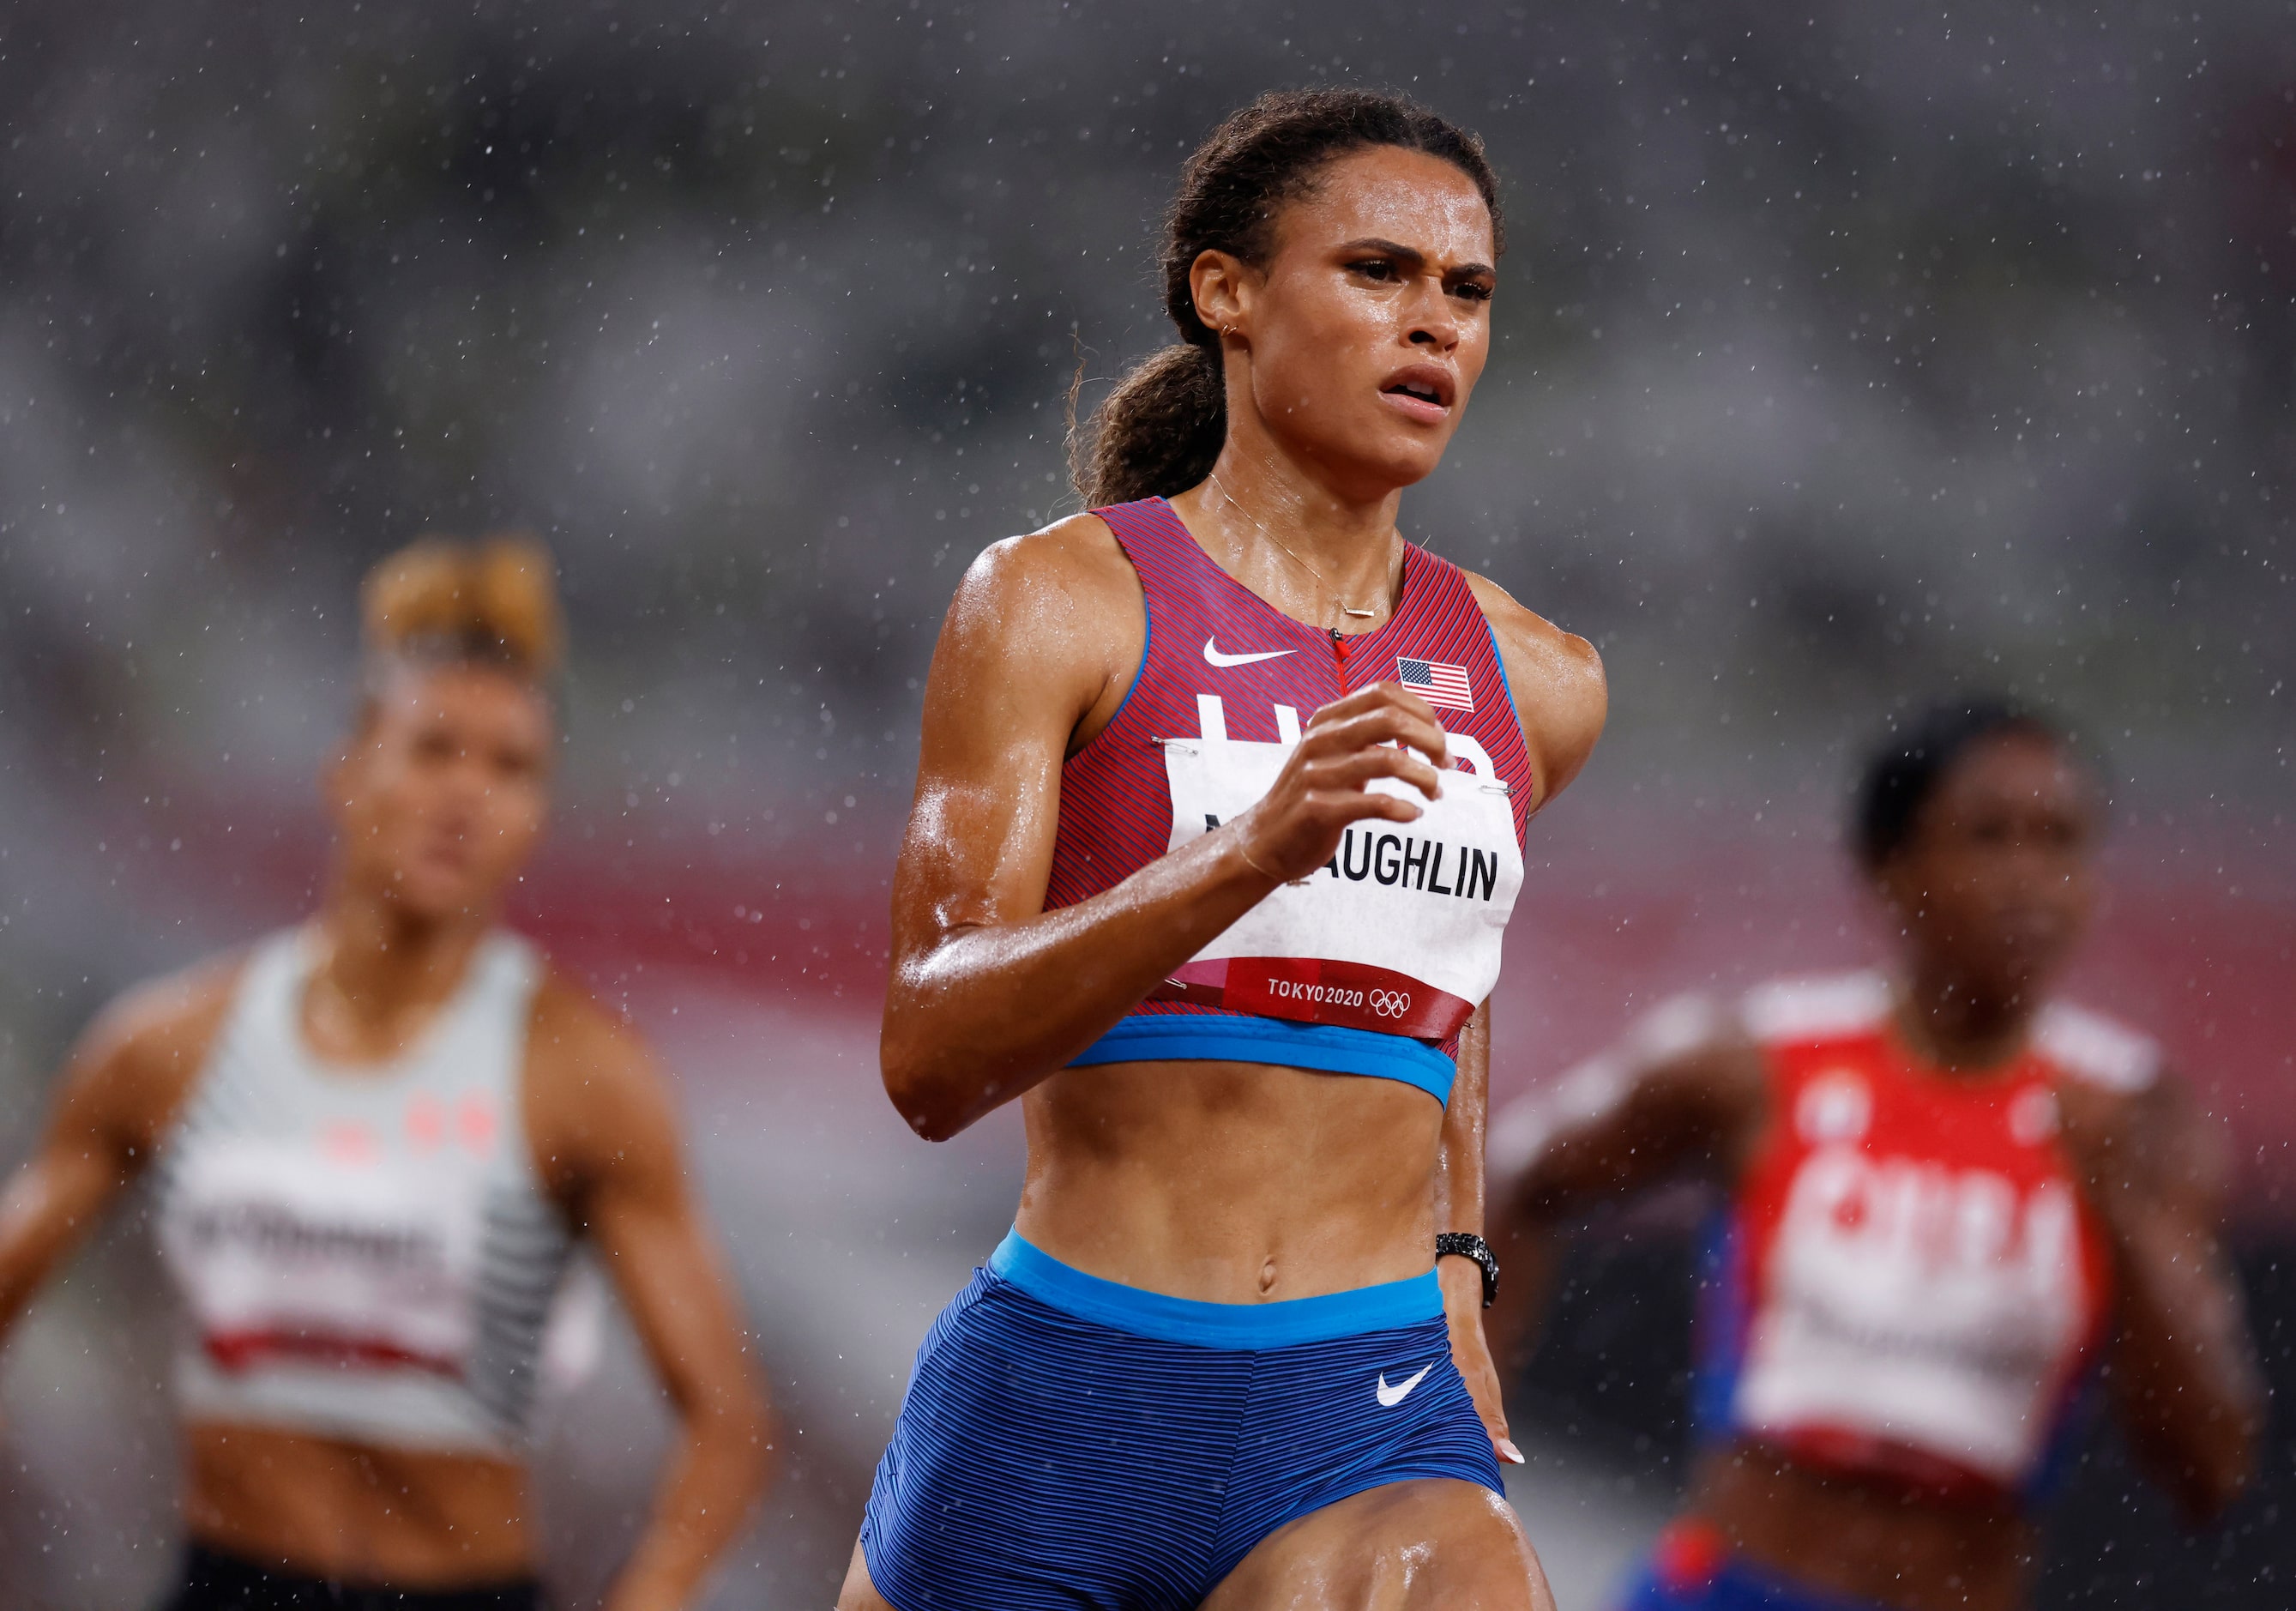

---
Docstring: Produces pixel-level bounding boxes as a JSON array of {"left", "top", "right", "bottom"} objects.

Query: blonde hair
[{"left": 359, "top": 534, "right": 564, "bottom": 683}]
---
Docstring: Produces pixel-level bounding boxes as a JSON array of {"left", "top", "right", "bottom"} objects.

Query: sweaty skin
[
  {"left": 0, "top": 667, "right": 774, "bottom": 1610},
  {"left": 1485, "top": 732, "right": 2263, "bottom": 1611},
  {"left": 846, "top": 146, "right": 1606, "bottom": 1610}
]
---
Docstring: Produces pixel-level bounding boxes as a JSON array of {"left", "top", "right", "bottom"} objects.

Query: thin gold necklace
[{"left": 1208, "top": 469, "right": 1396, "bottom": 630}]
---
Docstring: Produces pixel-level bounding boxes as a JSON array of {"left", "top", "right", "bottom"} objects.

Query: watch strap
[{"left": 1435, "top": 1231, "right": 1500, "bottom": 1308}]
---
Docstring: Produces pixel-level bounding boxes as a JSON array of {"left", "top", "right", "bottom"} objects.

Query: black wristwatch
[{"left": 1436, "top": 1232, "right": 1500, "bottom": 1308}]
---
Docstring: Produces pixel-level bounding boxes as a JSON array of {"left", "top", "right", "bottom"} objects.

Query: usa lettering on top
[{"left": 1047, "top": 498, "right": 1538, "bottom": 1094}]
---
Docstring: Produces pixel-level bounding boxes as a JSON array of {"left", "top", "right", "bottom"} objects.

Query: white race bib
[
  {"left": 162, "top": 1139, "right": 482, "bottom": 1379},
  {"left": 1157, "top": 732, "right": 1523, "bottom": 1039},
  {"left": 1734, "top": 1146, "right": 2091, "bottom": 1481}
]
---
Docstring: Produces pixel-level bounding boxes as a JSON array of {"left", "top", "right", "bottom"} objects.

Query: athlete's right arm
[
  {"left": 0, "top": 964, "right": 230, "bottom": 1342},
  {"left": 1480, "top": 997, "right": 1765, "bottom": 1377},
  {"left": 880, "top": 515, "right": 1453, "bottom": 1141}
]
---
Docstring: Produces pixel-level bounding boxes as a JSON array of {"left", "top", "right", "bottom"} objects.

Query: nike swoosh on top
[
  {"left": 1203, "top": 637, "right": 1297, "bottom": 668},
  {"left": 1375, "top": 1363, "right": 1434, "bottom": 1408}
]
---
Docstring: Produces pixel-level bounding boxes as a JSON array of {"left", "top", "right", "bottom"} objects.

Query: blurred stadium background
[{"left": 0, "top": 1, "right": 2289, "bottom": 1605}]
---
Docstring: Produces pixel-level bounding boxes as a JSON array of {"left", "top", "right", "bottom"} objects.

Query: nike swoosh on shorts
[
  {"left": 1375, "top": 1363, "right": 1434, "bottom": 1407},
  {"left": 1203, "top": 637, "right": 1297, "bottom": 667}
]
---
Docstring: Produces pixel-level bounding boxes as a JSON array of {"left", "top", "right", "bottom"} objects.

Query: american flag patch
[{"left": 1395, "top": 656, "right": 1473, "bottom": 712}]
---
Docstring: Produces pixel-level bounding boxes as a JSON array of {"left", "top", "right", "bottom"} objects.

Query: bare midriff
[
  {"left": 183, "top": 1421, "right": 533, "bottom": 1587},
  {"left": 1691, "top": 1439, "right": 2034, "bottom": 1611},
  {"left": 1013, "top": 1058, "right": 1447, "bottom": 1303}
]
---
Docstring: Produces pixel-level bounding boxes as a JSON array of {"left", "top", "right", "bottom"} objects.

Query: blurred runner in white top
[{"left": 0, "top": 536, "right": 773, "bottom": 1610}]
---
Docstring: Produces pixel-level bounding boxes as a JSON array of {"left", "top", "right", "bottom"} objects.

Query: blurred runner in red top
[{"left": 1485, "top": 697, "right": 2262, "bottom": 1611}]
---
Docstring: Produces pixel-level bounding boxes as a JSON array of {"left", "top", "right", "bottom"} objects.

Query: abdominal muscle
[
  {"left": 183, "top": 1420, "right": 533, "bottom": 1586},
  {"left": 1013, "top": 1058, "right": 1447, "bottom": 1303}
]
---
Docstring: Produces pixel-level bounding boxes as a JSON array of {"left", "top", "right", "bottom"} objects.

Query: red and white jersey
[{"left": 1700, "top": 971, "right": 2156, "bottom": 1499}]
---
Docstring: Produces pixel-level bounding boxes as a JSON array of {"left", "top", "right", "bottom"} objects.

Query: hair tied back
[
  {"left": 1851, "top": 694, "right": 2082, "bottom": 869},
  {"left": 361, "top": 533, "right": 565, "bottom": 682}
]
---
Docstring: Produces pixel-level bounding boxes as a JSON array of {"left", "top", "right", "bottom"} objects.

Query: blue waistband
[
  {"left": 1066, "top": 1014, "right": 1455, "bottom": 1107},
  {"left": 986, "top": 1228, "right": 1444, "bottom": 1350}
]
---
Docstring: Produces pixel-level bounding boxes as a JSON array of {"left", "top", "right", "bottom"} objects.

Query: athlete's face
[
  {"left": 328, "top": 664, "right": 551, "bottom": 924},
  {"left": 1875, "top": 733, "right": 2099, "bottom": 1008},
  {"left": 1199, "top": 146, "right": 1497, "bottom": 498}
]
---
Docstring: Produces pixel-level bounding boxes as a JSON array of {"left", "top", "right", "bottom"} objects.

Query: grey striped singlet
[{"left": 155, "top": 928, "right": 575, "bottom": 1457}]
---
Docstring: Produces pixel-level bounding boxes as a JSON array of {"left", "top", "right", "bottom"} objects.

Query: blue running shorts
[
  {"left": 859, "top": 1228, "right": 1502, "bottom": 1610},
  {"left": 1618, "top": 1524, "right": 1893, "bottom": 1611}
]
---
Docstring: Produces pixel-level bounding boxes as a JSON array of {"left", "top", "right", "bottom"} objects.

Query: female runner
[
  {"left": 842, "top": 89, "right": 1607, "bottom": 1610},
  {"left": 0, "top": 538, "right": 773, "bottom": 1609},
  {"left": 1484, "top": 698, "right": 2263, "bottom": 1611}
]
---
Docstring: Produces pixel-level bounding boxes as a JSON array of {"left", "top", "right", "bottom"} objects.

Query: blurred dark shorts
[
  {"left": 1619, "top": 1520, "right": 1891, "bottom": 1611},
  {"left": 160, "top": 1542, "right": 543, "bottom": 1611}
]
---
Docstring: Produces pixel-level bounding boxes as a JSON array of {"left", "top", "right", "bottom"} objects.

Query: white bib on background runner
[
  {"left": 1155, "top": 728, "right": 1524, "bottom": 1041},
  {"left": 166, "top": 1139, "right": 488, "bottom": 1379}
]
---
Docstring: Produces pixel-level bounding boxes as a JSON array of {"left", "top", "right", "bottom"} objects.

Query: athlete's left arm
[
  {"left": 1459, "top": 571, "right": 1608, "bottom": 811},
  {"left": 1436, "top": 580, "right": 1606, "bottom": 1464},
  {"left": 525, "top": 980, "right": 776, "bottom": 1611},
  {"left": 1435, "top": 1000, "right": 1523, "bottom": 1465},
  {"left": 2058, "top": 1070, "right": 2264, "bottom": 1524}
]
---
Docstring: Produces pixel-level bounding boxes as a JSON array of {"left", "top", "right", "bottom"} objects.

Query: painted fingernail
[{"left": 1499, "top": 1439, "right": 1527, "bottom": 1464}]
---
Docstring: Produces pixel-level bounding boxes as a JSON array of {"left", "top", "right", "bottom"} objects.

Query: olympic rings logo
[{"left": 1369, "top": 989, "right": 1412, "bottom": 1019}]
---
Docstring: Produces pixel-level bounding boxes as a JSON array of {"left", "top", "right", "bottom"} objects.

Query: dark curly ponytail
[{"left": 1070, "top": 87, "right": 1504, "bottom": 509}]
